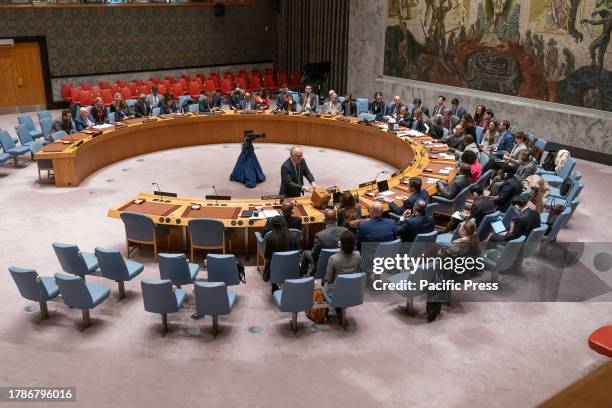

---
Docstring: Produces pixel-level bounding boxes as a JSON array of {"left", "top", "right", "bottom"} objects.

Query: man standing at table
[{"left": 280, "top": 146, "right": 316, "bottom": 198}]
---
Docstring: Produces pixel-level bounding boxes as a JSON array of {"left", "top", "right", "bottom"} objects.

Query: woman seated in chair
[
  {"left": 110, "top": 92, "right": 130, "bottom": 121},
  {"left": 324, "top": 231, "right": 361, "bottom": 294},
  {"left": 91, "top": 97, "right": 107, "bottom": 125},
  {"left": 263, "top": 217, "right": 300, "bottom": 293},
  {"left": 279, "top": 94, "right": 297, "bottom": 113},
  {"left": 336, "top": 191, "right": 359, "bottom": 231},
  {"left": 159, "top": 93, "right": 178, "bottom": 114},
  {"left": 255, "top": 87, "right": 270, "bottom": 110}
]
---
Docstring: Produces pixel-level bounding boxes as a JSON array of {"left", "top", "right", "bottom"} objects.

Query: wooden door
[
  {"left": 0, "top": 46, "right": 19, "bottom": 109},
  {"left": 0, "top": 41, "right": 46, "bottom": 111}
]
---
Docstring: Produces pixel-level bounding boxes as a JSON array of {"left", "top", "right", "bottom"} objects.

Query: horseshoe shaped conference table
[{"left": 34, "top": 110, "right": 457, "bottom": 254}]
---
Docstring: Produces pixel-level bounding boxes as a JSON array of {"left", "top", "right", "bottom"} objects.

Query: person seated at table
[
  {"left": 479, "top": 120, "right": 499, "bottom": 151},
  {"left": 230, "top": 86, "right": 244, "bottom": 110},
  {"left": 255, "top": 87, "right": 270, "bottom": 110},
  {"left": 299, "top": 84, "right": 317, "bottom": 112},
  {"left": 262, "top": 201, "right": 302, "bottom": 236},
  {"left": 91, "top": 97, "right": 107, "bottom": 125},
  {"left": 453, "top": 134, "right": 479, "bottom": 160},
  {"left": 322, "top": 92, "right": 342, "bottom": 115},
  {"left": 473, "top": 105, "right": 486, "bottom": 128},
  {"left": 443, "top": 124, "right": 465, "bottom": 150},
  {"left": 51, "top": 109, "right": 76, "bottom": 136},
  {"left": 386, "top": 95, "right": 404, "bottom": 122},
  {"left": 75, "top": 107, "right": 94, "bottom": 131},
  {"left": 409, "top": 108, "right": 427, "bottom": 132},
  {"left": 395, "top": 199, "right": 436, "bottom": 242},
  {"left": 369, "top": 91, "right": 386, "bottom": 121},
  {"left": 480, "top": 108, "right": 494, "bottom": 130},
  {"left": 489, "top": 165, "right": 522, "bottom": 212},
  {"left": 276, "top": 84, "right": 290, "bottom": 108},
  {"left": 211, "top": 91, "right": 222, "bottom": 108},
  {"left": 442, "top": 108, "right": 460, "bottom": 133},
  {"left": 355, "top": 202, "right": 396, "bottom": 249},
  {"left": 279, "top": 94, "right": 297, "bottom": 112},
  {"left": 239, "top": 92, "right": 260, "bottom": 110},
  {"left": 490, "top": 120, "right": 514, "bottom": 159},
  {"left": 385, "top": 176, "right": 430, "bottom": 215},
  {"left": 428, "top": 114, "right": 445, "bottom": 139},
  {"left": 412, "top": 98, "right": 429, "bottom": 117},
  {"left": 489, "top": 196, "right": 540, "bottom": 242},
  {"left": 324, "top": 230, "right": 362, "bottom": 294},
  {"left": 198, "top": 92, "right": 214, "bottom": 113},
  {"left": 483, "top": 129, "right": 526, "bottom": 174},
  {"left": 461, "top": 113, "right": 477, "bottom": 140},
  {"left": 515, "top": 150, "right": 536, "bottom": 182},
  {"left": 431, "top": 95, "right": 446, "bottom": 116},
  {"left": 263, "top": 217, "right": 300, "bottom": 293},
  {"left": 450, "top": 98, "right": 465, "bottom": 119},
  {"left": 341, "top": 93, "right": 357, "bottom": 116},
  {"left": 397, "top": 106, "right": 412, "bottom": 127},
  {"left": 337, "top": 191, "right": 359, "bottom": 230},
  {"left": 444, "top": 186, "right": 495, "bottom": 232},
  {"left": 145, "top": 85, "right": 163, "bottom": 109},
  {"left": 435, "top": 163, "right": 471, "bottom": 199},
  {"left": 110, "top": 92, "right": 130, "bottom": 121},
  {"left": 300, "top": 208, "right": 347, "bottom": 276},
  {"left": 159, "top": 93, "right": 178, "bottom": 114},
  {"left": 460, "top": 149, "right": 481, "bottom": 183},
  {"left": 134, "top": 94, "right": 150, "bottom": 118}
]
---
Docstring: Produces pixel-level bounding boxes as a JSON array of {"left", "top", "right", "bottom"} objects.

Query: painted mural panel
[{"left": 383, "top": 0, "right": 612, "bottom": 112}]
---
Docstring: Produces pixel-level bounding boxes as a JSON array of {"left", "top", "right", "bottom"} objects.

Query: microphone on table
[
  {"left": 152, "top": 182, "right": 161, "bottom": 196},
  {"left": 212, "top": 185, "right": 219, "bottom": 206},
  {"left": 373, "top": 170, "right": 387, "bottom": 181}
]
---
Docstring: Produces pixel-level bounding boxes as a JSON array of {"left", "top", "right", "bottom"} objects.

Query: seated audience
[
  {"left": 322, "top": 92, "right": 342, "bottom": 115},
  {"left": 490, "top": 196, "right": 540, "bottom": 242},
  {"left": 385, "top": 176, "right": 430, "bottom": 214},
  {"left": 276, "top": 84, "right": 290, "bottom": 107},
  {"left": 444, "top": 124, "right": 465, "bottom": 150},
  {"left": 91, "top": 97, "right": 107, "bottom": 125},
  {"left": 492, "top": 120, "right": 514, "bottom": 159},
  {"left": 386, "top": 95, "right": 404, "bottom": 121},
  {"left": 159, "top": 93, "right": 178, "bottom": 114},
  {"left": 450, "top": 98, "right": 465, "bottom": 118},
  {"left": 255, "top": 87, "right": 270, "bottom": 110},
  {"left": 436, "top": 164, "right": 471, "bottom": 199},
  {"left": 412, "top": 98, "right": 429, "bottom": 117},
  {"left": 355, "top": 202, "right": 396, "bottom": 249},
  {"left": 395, "top": 199, "right": 436, "bottom": 242},
  {"left": 481, "top": 108, "right": 494, "bottom": 130},
  {"left": 324, "top": 231, "right": 362, "bottom": 293},
  {"left": 279, "top": 94, "right": 297, "bottom": 112},
  {"left": 461, "top": 113, "right": 477, "bottom": 140},
  {"left": 480, "top": 120, "right": 499, "bottom": 151},
  {"left": 300, "top": 209, "right": 347, "bottom": 276},
  {"left": 239, "top": 92, "right": 260, "bottom": 110},
  {"left": 299, "top": 85, "right": 317, "bottom": 112},
  {"left": 490, "top": 164, "right": 522, "bottom": 212},
  {"left": 431, "top": 95, "right": 446, "bottom": 116},
  {"left": 263, "top": 217, "right": 300, "bottom": 293},
  {"left": 134, "top": 94, "right": 150, "bottom": 118},
  {"left": 75, "top": 107, "right": 94, "bottom": 131},
  {"left": 397, "top": 106, "right": 412, "bottom": 128},
  {"left": 504, "top": 132, "right": 529, "bottom": 166},
  {"left": 453, "top": 134, "right": 479, "bottom": 159},
  {"left": 369, "top": 91, "right": 386, "bottom": 121},
  {"left": 110, "top": 92, "right": 129, "bottom": 121},
  {"left": 262, "top": 201, "right": 302, "bottom": 236},
  {"left": 337, "top": 191, "right": 359, "bottom": 230},
  {"left": 145, "top": 85, "right": 163, "bottom": 108},
  {"left": 409, "top": 109, "right": 427, "bottom": 132},
  {"left": 461, "top": 149, "right": 481, "bottom": 183},
  {"left": 341, "top": 93, "right": 357, "bottom": 116},
  {"left": 51, "top": 110, "right": 76, "bottom": 136},
  {"left": 515, "top": 150, "right": 537, "bottom": 182}
]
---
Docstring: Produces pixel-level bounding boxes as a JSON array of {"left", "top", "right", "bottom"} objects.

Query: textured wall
[
  {"left": 347, "top": 0, "right": 612, "bottom": 156},
  {"left": 0, "top": 1, "right": 275, "bottom": 77}
]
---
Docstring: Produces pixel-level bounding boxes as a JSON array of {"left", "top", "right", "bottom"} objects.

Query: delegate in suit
[
  {"left": 300, "top": 209, "right": 347, "bottom": 276},
  {"left": 279, "top": 146, "right": 316, "bottom": 198}
]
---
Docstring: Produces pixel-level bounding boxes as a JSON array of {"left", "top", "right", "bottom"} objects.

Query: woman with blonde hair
[{"left": 110, "top": 92, "right": 129, "bottom": 121}]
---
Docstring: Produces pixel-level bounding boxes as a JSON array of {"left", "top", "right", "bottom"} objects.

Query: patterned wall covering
[
  {"left": 384, "top": 0, "right": 612, "bottom": 112},
  {"left": 0, "top": 0, "right": 275, "bottom": 77},
  {"left": 275, "top": 0, "right": 350, "bottom": 94}
]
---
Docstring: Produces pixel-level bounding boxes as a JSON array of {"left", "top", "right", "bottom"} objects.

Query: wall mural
[{"left": 384, "top": 0, "right": 612, "bottom": 112}]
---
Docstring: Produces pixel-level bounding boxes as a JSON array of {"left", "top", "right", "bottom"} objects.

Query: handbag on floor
[{"left": 306, "top": 289, "right": 327, "bottom": 324}]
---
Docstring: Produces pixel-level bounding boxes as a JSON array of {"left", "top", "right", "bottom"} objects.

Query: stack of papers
[
  {"left": 92, "top": 124, "right": 113, "bottom": 129},
  {"left": 263, "top": 210, "right": 280, "bottom": 218}
]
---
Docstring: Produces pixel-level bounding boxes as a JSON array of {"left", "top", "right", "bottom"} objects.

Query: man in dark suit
[
  {"left": 428, "top": 114, "right": 445, "bottom": 139},
  {"left": 300, "top": 209, "right": 347, "bottom": 275},
  {"left": 386, "top": 177, "right": 430, "bottom": 215},
  {"left": 412, "top": 98, "right": 429, "bottom": 117},
  {"left": 230, "top": 87, "right": 244, "bottom": 110},
  {"left": 436, "top": 164, "right": 471, "bottom": 200},
  {"left": 279, "top": 146, "right": 316, "bottom": 198},
  {"left": 395, "top": 199, "right": 436, "bottom": 242},
  {"left": 341, "top": 93, "right": 357, "bottom": 117},
  {"left": 386, "top": 95, "right": 404, "bottom": 122},
  {"left": 51, "top": 110, "right": 76, "bottom": 136},
  {"left": 133, "top": 94, "right": 150, "bottom": 118},
  {"left": 74, "top": 107, "right": 94, "bottom": 131},
  {"left": 442, "top": 108, "right": 460, "bottom": 133},
  {"left": 515, "top": 150, "right": 537, "bottom": 182},
  {"left": 491, "top": 164, "right": 522, "bottom": 212},
  {"left": 445, "top": 185, "right": 495, "bottom": 232},
  {"left": 356, "top": 202, "right": 396, "bottom": 249},
  {"left": 262, "top": 201, "right": 302, "bottom": 236},
  {"left": 369, "top": 91, "right": 386, "bottom": 121},
  {"left": 443, "top": 124, "right": 465, "bottom": 150},
  {"left": 450, "top": 98, "right": 466, "bottom": 118},
  {"left": 431, "top": 95, "right": 446, "bottom": 116},
  {"left": 491, "top": 196, "right": 540, "bottom": 242},
  {"left": 300, "top": 84, "right": 318, "bottom": 112},
  {"left": 199, "top": 92, "right": 214, "bottom": 113},
  {"left": 239, "top": 92, "right": 260, "bottom": 110}
]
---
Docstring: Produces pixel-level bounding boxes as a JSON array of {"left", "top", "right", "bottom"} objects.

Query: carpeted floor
[{"left": 0, "top": 112, "right": 611, "bottom": 408}]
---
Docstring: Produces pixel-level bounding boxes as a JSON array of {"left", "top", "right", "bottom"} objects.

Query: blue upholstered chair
[
  {"left": 94, "top": 247, "right": 144, "bottom": 299},
  {"left": 548, "top": 171, "right": 582, "bottom": 197},
  {"left": 141, "top": 279, "right": 185, "bottom": 334},
  {"left": 194, "top": 281, "right": 237, "bottom": 336},
  {"left": 477, "top": 211, "right": 502, "bottom": 242},
  {"left": 120, "top": 212, "right": 169, "bottom": 261},
  {"left": 482, "top": 236, "right": 526, "bottom": 282},
  {"left": 158, "top": 253, "right": 199, "bottom": 288},
  {"left": 520, "top": 225, "right": 547, "bottom": 259},
  {"left": 177, "top": 95, "right": 192, "bottom": 111},
  {"left": 9, "top": 266, "right": 60, "bottom": 320},
  {"left": 475, "top": 169, "right": 493, "bottom": 191},
  {"left": 107, "top": 112, "right": 116, "bottom": 124},
  {"left": 502, "top": 205, "right": 518, "bottom": 229},
  {"left": 323, "top": 272, "right": 366, "bottom": 328},
  {"left": 540, "top": 158, "right": 576, "bottom": 187},
  {"left": 52, "top": 242, "right": 99, "bottom": 277},
  {"left": 0, "top": 130, "right": 30, "bottom": 166},
  {"left": 425, "top": 202, "right": 439, "bottom": 217},
  {"left": 269, "top": 250, "right": 301, "bottom": 286},
  {"left": 370, "top": 239, "right": 401, "bottom": 274},
  {"left": 356, "top": 98, "right": 368, "bottom": 115},
  {"left": 546, "top": 181, "right": 583, "bottom": 208},
  {"left": 314, "top": 248, "right": 339, "bottom": 280},
  {"left": 0, "top": 151, "right": 10, "bottom": 165},
  {"left": 478, "top": 152, "right": 490, "bottom": 167},
  {"left": 187, "top": 218, "right": 227, "bottom": 262},
  {"left": 543, "top": 207, "right": 571, "bottom": 243},
  {"left": 152, "top": 107, "right": 161, "bottom": 116},
  {"left": 475, "top": 126, "right": 484, "bottom": 144},
  {"left": 273, "top": 277, "right": 314, "bottom": 334},
  {"left": 51, "top": 130, "right": 67, "bottom": 141},
  {"left": 37, "top": 111, "right": 52, "bottom": 121},
  {"left": 206, "top": 254, "right": 241, "bottom": 286},
  {"left": 534, "top": 138, "right": 547, "bottom": 163},
  {"left": 406, "top": 231, "right": 438, "bottom": 258},
  {"left": 431, "top": 183, "right": 473, "bottom": 216},
  {"left": 436, "top": 222, "right": 462, "bottom": 246},
  {"left": 255, "top": 230, "right": 269, "bottom": 272},
  {"left": 18, "top": 114, "right": 43, "bottom": 140},
  {"left": 54, "top": 272, "right": 110, "bottom": 328},
  {"left": 188, "top": 104, "right": 199, "bottom": 113},
  {"left": 386, "top": 265, "right": 437, "bottom": 315},
  {"left": 39, "top": 117, "right": 53, "bottom": 141}
]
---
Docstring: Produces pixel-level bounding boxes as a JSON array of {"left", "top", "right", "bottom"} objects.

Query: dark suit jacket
[
  {"left": 51, "top": 118, "right": 76, "bottom": 135},
  {"left": 429, "top": 123, "right": 444, "bottom": 139},
  {"left": 447, "top": 132, "right": 465, "bottom": 150},
  {"left": 386, "top": 102, "right": 404, "bottom": 121},
  {"left": 494, "top": 177, "right": 522, "bottom": 212},
  {"left": 311, "top": 224, "right": 347, "bottom": 261},
  {"left": 515, "top": 161, "right": 536, "bottom": 181},
  {"left": 279, "top": 158, "right": 315, "bottom": 197},
  {"left": 261, "top": 215, "right": 302, "bottom": 236},
  {"left": 239, "top": 99, "right": 260, "bottom": 110},
  {"left": 505, "top": 208, "right": 540, "bottom": 241},
  {"left": 134, "top": 101, "right": 150, "bottom": 118},
  {"left": 369, "top": 100, "right": 386, "bottom": 121},
  {"left": 159, "top": 102, "right": 177, "bottom": 114},
  {"left": 431, "top": 104, "right": 446, "bottom": 116},
  {"left": 437, "top": 175, "right": 470, "bottom": 200},
  {"left": 356, "top": 217, "right": 396, "bottom": 248},
  {"left": 470, "top": 196, "right": 496, "bottom": 226},
  {"left": 199, "top": 98, "right": 214, "bottom": 113},
  {"left": 91, "top": 106, "right": 107, "bottom": 125},
  {"left": 263, "top": 234, "right": 300, "bottom": 281},
  {"left": 395, "top": 214, "right": 436, "bottom": 242},
  {"left": 451, "top": 106, "right": 466, "bottom": 118},
  {"left": 230, "top": 92, "right": 244, "bottom": 109},
  {"left": 300, "top": 93, "right": 318, "bottom": 112},
  {"left": 389, "top": 190, "right": 430, "bottom": 214},
  {"left": 341, "top": 100, "right": 357, "bottom": 117},
  {"left": 443, "top": 115, "right": 460, "bottom": 131},
  {"left": 279, "top": 100, "right": 297, "bottom": 112},
  {"left": 415, "top": 105, "right": 430, "bottom": 117},
  {"left": 495, "top": 131, "right": 514, "bottom": 158},
  {"left": 74, "top": 113, "right": 95, "bottom": 131}
]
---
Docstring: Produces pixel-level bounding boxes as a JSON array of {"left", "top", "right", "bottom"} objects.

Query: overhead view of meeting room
[{"left": 1, "top": 0, "right": 612, "bottom": 407}]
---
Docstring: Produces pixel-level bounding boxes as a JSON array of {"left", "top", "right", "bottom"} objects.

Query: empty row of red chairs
[{"left": 62, "top": 68, "right": 302, "bottom": 105}]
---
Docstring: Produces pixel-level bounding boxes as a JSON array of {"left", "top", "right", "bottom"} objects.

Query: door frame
[{"left": 0, "top": 36, "right": 53, "bottom": 111}]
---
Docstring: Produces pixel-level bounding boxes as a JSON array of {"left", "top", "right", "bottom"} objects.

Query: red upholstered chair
[
  {"left": 589, "top": 326, "right": 612, "bottom": 357},
  {"left": 129, "top": 83, "right": 139, "bottom": 98},
  {"left": 146, "top": 80, "right": 155, "bottom": 88},
  {"left": 110, "top": 84, "right": 120, "bottom": 96},
  {"left": 164, "top": 75, "right": 175, "bottom": 82},
  {"left": 62, "top": 83, "right": 73, "bottom": 102},
  {"left": 134, "top": 79, "right": 144, "bottom": 86},
  {"left": 189, "top": 81, "right": 200, "bottom": 98},
  {"left": 116, "top": 79, "right": 127, "bottom": 88},
  {"left": 179, "top": 79, "right": 188, "bottom": 94},
  {"left": 161, "top": 79, "right": 171, "bottom": 88},
  {"left": 181, "top": 73, "right": 191, "bottom": 82},
  {"left": 236, "top": 77, "right": 248, "bottom": 92},
  {"left": 250, "top": 74, "right": 261, "bottom": 91},
  {"left": 264, "top": 67, "right": 273, "bottom": 74},
  {"left": 223, "top": 71, "right": 233, "bottom": 82},
  {"left": 204, "top": 80, "right": 216, "bottom": 93},
  {"left": 172, "top": 83, "right": 183, "bottom": 100},
  {"left": 157, "top": 85, "right": 166, "bottom": 95},
  {"left": 210, "top": 76, "right": 220, "bottom": 91},
  {"left": 98, "top": 80, "right": 110, "bottom": 89},
  {"left": 138, "top": 85, "right": 149, "bottom": 96},
  {"left": 196, "top": 73, "right": 205, "bottom": 82},
  {"left": 80, "top": 82, "right": 91, "bottom": 91},
  {"left": 120, "top": 87, "right": 131, "bottom": 101},
  {"left": 149, "top": 76, "right": 160, "bottom": 84},
  {"left": 277, "top": 71, "right": 288, "bottom": 88},
  {"left": 263, "top": 74, "right": 276, "bottom": 92},
  {"left": 90, "top": 86, "right": 100, "bottom": 99},
  {"left": 220, "top": 78, "right": 232, "bottom": 96},
  {"left": 290, "top": 71, "right": 301, "bottom": 88},
  {"left": 100, "top": 89, "right": 113, "bottom": 106},
  {"left": 70, "top": 87, "right": 81, "bottom": 105},
  {"left": 80, "top": 90, "right": 93, "bottom": 107}
]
